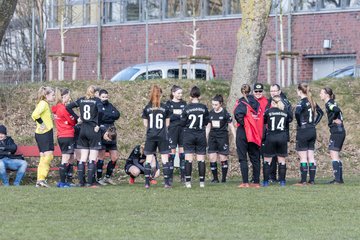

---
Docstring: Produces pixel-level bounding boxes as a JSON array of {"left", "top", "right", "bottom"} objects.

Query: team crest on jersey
[
  {"left": 219, "top": 116, "right": 224, "bottom": 119},
  {"left": 223, "top": 144, "right": 228, "bottom": 150}
]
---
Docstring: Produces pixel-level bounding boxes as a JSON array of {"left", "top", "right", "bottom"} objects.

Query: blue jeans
[{"left": 0, "top": 157, "right": 28, "bottom": 186}]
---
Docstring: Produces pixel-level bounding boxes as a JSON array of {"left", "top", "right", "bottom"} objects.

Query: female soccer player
[
  {"left": 67, "top": 85, "right": 102, "bottom": 187},
  {"left": 234, "top": 84, "right": 262, "bottom": 188},
  {"left": 31, "top": 86, "right": 55, "bottom": 188},
  {"left": 206, "top": 94, "right": 236, "bottom": 183},
  {"left": 96, "top": 89, "right": 120, "bottom": 186},
  {"left": 52, "top": 88, "right": 77, "bottom": 188},
  {"left": 142, "top": 85, "right": 171, "bottom": 189},
  {"left": 180, "top": 86, "right": 209, "bottom": 188},
  {"left": 320, "top": 87, "right": 346, "bottom": 184},
  {"left": 262, "top": 95, "right": 291, "bottom": 187},
  {"left": 125, "top": 144, "right": 160, "bottom": 185},
  {"left": 294, "top": 83, "right": 323, "bottom": 185},
  {"left": 166, "top": 85, "right": 187, "bottom": 183}
]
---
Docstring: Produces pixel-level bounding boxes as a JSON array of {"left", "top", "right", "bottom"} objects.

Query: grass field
[{"left": 1, "top": 177, "right": 360, "bottom": 240}]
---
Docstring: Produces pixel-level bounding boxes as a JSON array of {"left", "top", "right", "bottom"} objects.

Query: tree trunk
[
  {"left": 227, "top": 0, "right": 272, "bottom": 110},
  {"left": 0, "top": 0, "right": 18, "bottom": 44}
]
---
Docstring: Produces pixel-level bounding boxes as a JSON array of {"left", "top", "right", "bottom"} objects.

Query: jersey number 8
[{"left": 83, "top": 105, "right": 91, "bottom": 120}]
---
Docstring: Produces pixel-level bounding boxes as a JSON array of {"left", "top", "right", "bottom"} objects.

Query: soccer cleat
[
  {"left": 200, "top": 182, "right": 205, "bottom": 188},
  {"left": 36, "top": 180, "right": 50, "bottom": 188},
  {"left": 145, "top": 184, "right": 150, "bottom": 189},
  {"left": 150, "top": 179, "right": 158, "bottom": 185},
  {"left": 249, "top": 183, "right": 260, "bottom": 188},
  {"left": 238, "top": 183, "right": 250, "bottom": 188},
  {"left": 57, "top": 182, "right": 70, "bottom": 188},
  {"left": 221, "top": 179, "right": 226, "bottom": 183},
  {"left": 328, "top": 179, "right": 343, "bottom": 184},
  {"left": 211, "top": 179, "right": 219, "bottom": 183},
  {"left": 164, "top": 184, "right": 172, "bottom": 189},
  {"left": 129, "top": 177, "right": 135, "bottom": 185},
  {"left": 96, "top": 179, "right": 108, "bottom": 186},
  {"left": 185, "top": 182, "right": 192, "bottom": 189},
  {"left": 279, "top": 181, "right": 286, "bottom": 187},
  {"left": 85, "top": 183, "right": 99, "bottom": 188},
  {"left": 104, "top": 177, "right": 117, "bottom": 186},
  {"left": 262, "top": 181, "right": 269, "bottom": 187},
  {"left": 293, "top": 182, "right": 307, "bottom": 186},
  {"left": 307, "top": 181, "right": 315, "bottom": 185},
  {"left": 180, "top": 177, "right": 185, "bottom": 183}
]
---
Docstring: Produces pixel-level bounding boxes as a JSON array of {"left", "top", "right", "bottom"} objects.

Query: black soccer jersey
[
  {"left": 142, "top": 102, "right": 170, "bottom": 141},
  {"left": 325, "top": 99, "right": 344, "bottom": 128},
  {"left": 181, "top": 103, "right": 209, "bottom": 131},
  {"left": 264, "top": 108, "right": 289, "bottom": 133},
  {"left": 166, "top": 100, "right": 187, "bottom": 127},
  {"left": 67, "top": 97, "right": 101, "bottom": 125},
  {"left": 209, "top": 108, "right": 232, "bottom": 137},
  {"left": 295, "top": 98, "right": 323, "bottom": 128}
]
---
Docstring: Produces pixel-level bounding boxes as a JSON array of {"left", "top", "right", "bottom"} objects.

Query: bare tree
[
  {"left": 227, "top": 0, "right": 272, "bottom": 109},
  {"left": 0, "top": 1, "right": 18, "bottom": 44}
]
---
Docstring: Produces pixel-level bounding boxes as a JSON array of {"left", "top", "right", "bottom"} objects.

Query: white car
[{"left": 110, "top": 61, "right": 215, "bottom": 82}]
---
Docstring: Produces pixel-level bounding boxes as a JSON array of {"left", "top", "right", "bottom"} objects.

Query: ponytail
[
  {"left": 298, "top": 83, "right": 316, "bottom": 112},
  {"left": 241, "top": 84, "right": 251, "bottom": 102},
  {"left": 271, "top": 95, "right": 285, "bottom": 111},
  {"left": 323, "top": 87, "right": 335, "bottom": 100},
  {"left": 37, "top": 86, "right": 53, "bottom": 103}
]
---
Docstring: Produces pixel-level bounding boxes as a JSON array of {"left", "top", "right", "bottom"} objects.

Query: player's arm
[{"left": 314, "top": 104, "right": 324, "bottom": 125}]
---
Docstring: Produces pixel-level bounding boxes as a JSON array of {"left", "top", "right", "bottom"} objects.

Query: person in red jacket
[{"left": 52, "top": 88, "right": 77, "bottom": 188}]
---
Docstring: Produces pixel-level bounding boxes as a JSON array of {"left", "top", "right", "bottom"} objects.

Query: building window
[
  {"left": 186, "top": 0, "right": 202, "bottom": 17},
  {"left": 164, "top": 0, "right": 182, "bottom": 18},
  {"left": 85, "top": 0, "right": 98, "bottom": 25},
  {"left": 320, "top": 0, "right": 341, "bottom": 9},
  {"left": 227, "top": 0, "right": 241, "bottom": 14},
  {"left": 104, "top": 0, "right": 124, "bottom": 23},
  {"left": 147, "top": 0, "right": 161, "bottom": 20},
  {"left": 346, "top": 0, "right": 360, "bottom": 7},
  {"left": 206, "top": 0, "right": 224, "bottom": 16},
  {"left": 126, "top": 0, "right": 141, "bottom": 21},
  {"left": 295, "top": 0, "right": 317, "bottom": 11}
]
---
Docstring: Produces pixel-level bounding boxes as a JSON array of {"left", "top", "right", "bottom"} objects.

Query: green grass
[{"left": 1, "top": 177, "right": 360, "bottom": 240}]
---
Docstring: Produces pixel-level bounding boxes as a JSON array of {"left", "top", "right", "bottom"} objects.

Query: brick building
[{"left": 45, "top": 0, "right": 360, "bottom": 83}]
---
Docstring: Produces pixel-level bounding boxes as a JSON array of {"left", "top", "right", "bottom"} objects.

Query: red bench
[
  {"left": 15, "top": 145, "right": 112, "bottom": 172},
  {"left": 15, "top": 145, "right": 62, "bottom": 172}
]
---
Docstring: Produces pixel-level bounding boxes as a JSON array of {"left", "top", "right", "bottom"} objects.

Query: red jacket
[
  {"left": 241, "top": 101, "right": 262, "bottom": 147},
  {"left": 256, "top": 96, "right": 268, "bottom": 140},
  {"left": 52, "top": 103, "right": 77, "bottom": 138}
]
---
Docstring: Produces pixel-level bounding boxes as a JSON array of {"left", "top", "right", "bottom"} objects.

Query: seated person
[
  {"left": 0, "top": 125, "right": 28, "bottom": 186},
  {"left": 124, "top": 144, "right": 159, "bottom": 185}
]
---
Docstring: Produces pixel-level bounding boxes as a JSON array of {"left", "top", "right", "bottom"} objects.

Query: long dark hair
[
  {"left": 241, "top": 84, "right": 251, "bottom": 102},
  {"left": 298, "top": 83, "right": 316, "bottom": 112},
  {"left": 170, "top": 85, "right": 182, "bottom": 100},
  {"left": 323, "top": 87, "right": 335, "bottom": 100}
]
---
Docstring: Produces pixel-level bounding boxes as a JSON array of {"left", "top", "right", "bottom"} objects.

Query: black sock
[
  {"left": 180, "top": 153, "right": 185, "bottom": 180},
  {"left": 198, "top": 161, "right": 205, "bottom": 183},
  {"left": 77, "top": 162, "right": 85, "bottom": 186},
  {"left": 332, "top": 160, "right": 340, "bottom": 182},
  {"left": 96, "top": 160, "right": 104, "bottom": 180},
  {"left": 210, "top": 162, "right": 218, "bottom": 181},
  {"left": 163, "top": 162, "right": 170, "bottom": 186},
  {"left": 144, "top": 163, "right": 151, "bottom": 186},
  {"left": 105, "top": 160, "right": 116, "bottom": 178},
  {"left": 185, "top": 160, "right": 192, "bottom": 183},
  {"left": 87, "top": 161, "right": 96, "bottom": 185},
  {"left": 300, "top": 163, "right": 308, "bottom": 183},
  {"left": 278, "top": 163, "right": 287, "bottom": 182},
  {"left": 339, "top": 161, "right": 343, "bottom": 182},
  {"left": 263, "top": 161, "right": 270, "bottom": 182},
  {"left": 309, "top": 163, "right": 316, "bottom": 183},
  {"left": 221, "top": 160, "right": 228, "bottom": 182},
  {"left": 239, "top": 160, "right": 249, "bottom": 183},
  {"left": 66, "top": 163, "right": 73, "bottom": 183},
  {"left": 168, "top": 154, "right": 175, "bottom": 181},
  {"left": 59, "top": 163, "right": 67, "bottom": 183}
]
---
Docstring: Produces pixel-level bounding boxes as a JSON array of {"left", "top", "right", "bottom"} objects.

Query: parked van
[{"left": 110, "top": 61, "right": 215, "bottom": 82}]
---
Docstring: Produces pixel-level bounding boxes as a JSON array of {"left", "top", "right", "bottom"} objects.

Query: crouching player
[
  {"left": 262, "top": 96, "right": 291, "bottom": 187},
  {"left": 125, "top": 144, "right": 160, "bottom": 185}
]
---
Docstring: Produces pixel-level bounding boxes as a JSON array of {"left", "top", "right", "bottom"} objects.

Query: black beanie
[{"left": 0, "top": 125, "right": 7, "bottom": 135}]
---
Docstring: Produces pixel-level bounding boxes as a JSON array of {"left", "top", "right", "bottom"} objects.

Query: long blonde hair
[
  {"left": 55, "top": 88, "right": 70, "bottom": 104},
  {"left": 37, "top": 86, "right": 54, "bottom": 103},
  {"left": 271, "top": 95, "right": 285, "bottom": 111},
  {"left": 298, "top": 83, "right": 316, "bottom": 112},
  {"left": 85, "top": 85, "right": 96, "bottom": 99}
]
